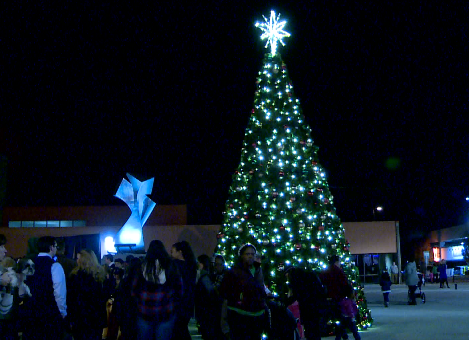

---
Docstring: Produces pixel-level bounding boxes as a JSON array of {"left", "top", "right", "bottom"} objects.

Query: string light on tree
[{"left": 216, "top": 10, "right": 372, "bottom": 333}]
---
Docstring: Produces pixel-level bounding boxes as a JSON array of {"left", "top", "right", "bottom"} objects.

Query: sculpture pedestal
[{"left": 114, "top": 243, "right": 144, "bottom": 254}]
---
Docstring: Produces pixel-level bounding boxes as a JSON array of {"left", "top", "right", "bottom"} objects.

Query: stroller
[{"left": 408, "top": 273, "right": 426, "bottom": 304}]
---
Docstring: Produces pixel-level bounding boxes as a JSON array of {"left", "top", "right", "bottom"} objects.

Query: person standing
[
  {"left": 404, "top": 258, "right": 418, "bottom": 305},
  {"left": 285, "top": 267, "right": 326, "bottom": 340},
  {"left": 438, "top": 260, "right": 450, "bottom": 288},
  {"left": 320, "top": 255, "right": 349, "bottom": 303},
  {"left": 212, "top": 254, "right": 226, "bottom": 292},
  {"left": 335, "top": 285, "right": 361, "bottom": 340},
  {"left": 219, "top": 243, "right": 267, "bottom": 340},
  {"left": 432, "top": 262, "right": 439, "bottom": 283},
  {"left": 55, "top": 238, "right": 77, "bottom": 279},
  {"left": 67, "top": 249, "right": 107, "bottom": 340},
  {"left": 0, "top": 234, "right": 17, "bottom": 340},
  {"left": 195, "top": 254, "right": 219, "bottom": 340},
  {"left": 390, "top": 262, "right": 399, "bottom": 284},
  {"left": 132, "top": 240, "right": 182, "bottom": 339},
  {"left": 22, "top": 236, "right": 68, "bottom": 340},
  {"left": 379, "top": 270, "right": 392, "bottom": 307},
  {"left": 104, "top": 255, "right": 116, "bottom": 272},
  {"left": 114, "top": 257, "right": 141, "bottom": 340},
  {"left": 171, "top": 241, "right": 197, "bottom": 340},
  {"left": 320, "top": 254, "right": 349, "bottom": 335},
  {"left": 211, "top": 254, "right": 226, "bottom": 338}
]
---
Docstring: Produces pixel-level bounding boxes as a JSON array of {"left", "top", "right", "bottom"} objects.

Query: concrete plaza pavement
[
  {"left": 190, "top": 281, "right": 469, "bottom": 339},
  {"left": 356, "top": 281, "right": 469, "bottom": 340}
]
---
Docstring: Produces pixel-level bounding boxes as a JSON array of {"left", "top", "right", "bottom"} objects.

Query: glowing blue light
[
  {"left": 120, "top": 228, "right": 142, "bottom": 245},
  {"left": 104, "top": 236, "right": 117, "bottom": 254},
  {"left": 114, "top": 173, "right": 156, "bottom": 252}
]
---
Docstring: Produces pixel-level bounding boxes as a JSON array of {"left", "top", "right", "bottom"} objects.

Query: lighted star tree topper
[
  {"left": 216, "top": 10, "right": 372, "bottom": 331},
  {"left": 255, "top": 10, "right": 291, "bottom": 56},
  {"left": 114, "top": 173, "right": 156, "bottom": 253}
]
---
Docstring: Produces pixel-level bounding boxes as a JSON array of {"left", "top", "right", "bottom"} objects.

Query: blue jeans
[
  {"left": 383, "top": 292, "right": 390, "bottom": 303},
  {"left": 137, "top": 314, "right": 176, "bottom": 340}
]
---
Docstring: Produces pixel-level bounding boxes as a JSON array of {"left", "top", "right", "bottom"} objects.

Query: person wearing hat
[
  {"left": 379, "top": 270, "right": 392, "bottom": 307},
  {"left": 219, "top": 243, "right": 266, "bottom": 339}
]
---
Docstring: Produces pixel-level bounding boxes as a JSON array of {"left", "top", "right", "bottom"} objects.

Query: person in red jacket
[
  {"left": 320, "top": 255, "right": 349, "bottom": 337},
  {"left": 320, "top": 255, "right": 348, "bottom": 303}
]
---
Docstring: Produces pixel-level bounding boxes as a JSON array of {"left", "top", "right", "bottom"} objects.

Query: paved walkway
[
  {"left": 191, "top": 281, "right": 469, "bottom": 339},
  {"left": 357, "top": 281, "right": 469, "bottom": 339}
]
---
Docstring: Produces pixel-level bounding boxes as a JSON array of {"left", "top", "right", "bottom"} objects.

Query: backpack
[{"left": 305, "top": 271, "right": 327, "bottom": 306}]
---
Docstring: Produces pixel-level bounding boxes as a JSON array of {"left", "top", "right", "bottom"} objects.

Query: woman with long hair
[
  {"left": 170, "top": 241, "right": 197, "bottom": 340},
  {"left": 68, "top": 249, "right": 107, "bottom": 340},
  {"left": 132, "top": 240, "right": 182, "bottom": 339}
]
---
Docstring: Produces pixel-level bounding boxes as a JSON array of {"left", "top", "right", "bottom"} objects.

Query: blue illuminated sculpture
[{"left": 114, "top": 173, "right": 156, "bottom": 253}]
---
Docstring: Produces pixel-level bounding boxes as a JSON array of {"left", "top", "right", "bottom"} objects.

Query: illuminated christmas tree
[{"left": 216, "top": 10, "right": 372, "bottom": 330}]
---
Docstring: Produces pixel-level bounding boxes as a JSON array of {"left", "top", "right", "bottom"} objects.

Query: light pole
[{"left": 373, "top": 205, "right": 383, "bottom": 220}]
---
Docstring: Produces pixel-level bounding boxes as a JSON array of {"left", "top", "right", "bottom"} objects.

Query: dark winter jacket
[
  {"left": 23, "top": 255, "right": 63, "bottom": 336},
  {"left": 195, "top": 269, "right": 223, "bottom": 339},
  {"left": 67, "top": 270, "right": 107, "bottom": 331},
  {"left": 287, "top": 268, "right": 327, "bottom": 322},
  {"left": 219, "top": 263, "right": 266, "bottom": 313},
  {"left": 379, "top": 272, "right": 392, "bottom": 292},
  {"left": 114, "top": 261, "right": 141, "bottom": 340},
  {"left": 438, "top": 263, "right": 448, "bottom": 279},
  {"left": 195, "top": 270, "right": 217, "bottom": 321},
  {"left": 173, "top": 259, "right": 197, "bottom": 319},
  {"left": 25, "top": 256, "right": 62, "bottom": 321}
]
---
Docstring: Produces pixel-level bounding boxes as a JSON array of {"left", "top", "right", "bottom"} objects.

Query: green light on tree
[{"left": 216, "top": 10, "right": 372, "bottom": 331}]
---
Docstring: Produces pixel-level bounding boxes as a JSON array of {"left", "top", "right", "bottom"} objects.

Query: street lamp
[{"left": 373, "top": 206, "right": 384, "bottom": 220}]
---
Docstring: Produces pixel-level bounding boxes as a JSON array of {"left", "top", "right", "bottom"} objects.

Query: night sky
[{"left": 2, "top": 1, "right": 469, "bottom": 246}]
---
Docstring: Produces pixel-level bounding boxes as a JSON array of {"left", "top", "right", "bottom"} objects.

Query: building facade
[{"left": 1, "top": 206, "right": 400, "bottom": 278}]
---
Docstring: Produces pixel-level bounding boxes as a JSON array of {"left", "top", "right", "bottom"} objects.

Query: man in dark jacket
[
  {"left": 219, "top": 243, "right": 266, "bottom": 340},
  {"left": 23, "top": 236, "right": 68, "bottom": 340}
]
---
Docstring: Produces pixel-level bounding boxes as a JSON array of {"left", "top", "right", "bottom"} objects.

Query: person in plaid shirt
[{"left": 132, "top": 240, "right": 182, "bottom": 339}]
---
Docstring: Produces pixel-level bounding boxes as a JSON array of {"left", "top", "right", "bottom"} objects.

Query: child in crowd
[
  {"left": 336, "top": 284, "right": 361, "bottom": 340},
  {"left": 379, "top": 270, "right": 392, "bottom": 307}
]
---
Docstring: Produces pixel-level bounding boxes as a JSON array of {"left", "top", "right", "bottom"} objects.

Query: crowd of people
[{"left": 0, "top": 234, "right": 364, "bottom": 340}]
